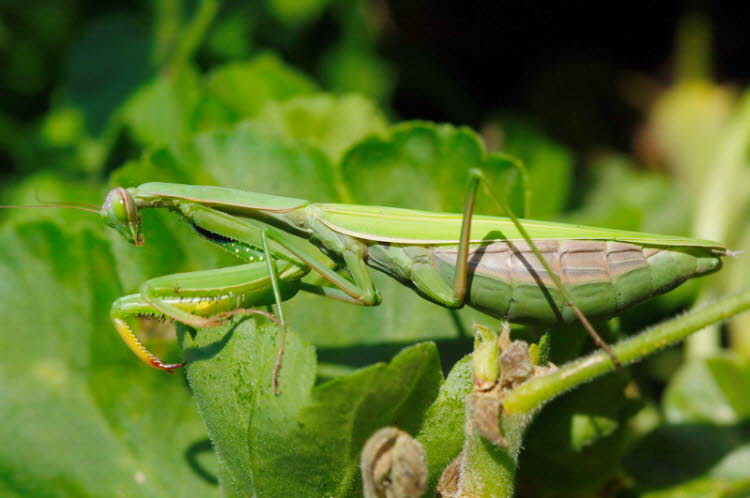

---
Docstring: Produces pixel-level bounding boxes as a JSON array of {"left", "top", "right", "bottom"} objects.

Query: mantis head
[{"left": 101, "top": 187, "right": 143, "bottom": 246}]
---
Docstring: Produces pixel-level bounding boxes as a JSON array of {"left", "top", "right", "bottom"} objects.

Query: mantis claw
[
  {"left": 150, "top": 360, "right": 186, "bottom": 373},
  {"left": 113, "top": 317, "right": 186, "bottom": 373}
]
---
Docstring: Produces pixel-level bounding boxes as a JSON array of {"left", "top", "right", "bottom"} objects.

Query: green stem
[
  {"left": 503, "top": 288, "right": 750, "bottom": 414},
  {"left": 166, "top": 0, "right": 219, "bottom": 73},
  {"left": 460, "top": 409, "right": 527, "bottom": 497},
  {"left": 153, "top": 0, "right": 182, "bottom": 66}
]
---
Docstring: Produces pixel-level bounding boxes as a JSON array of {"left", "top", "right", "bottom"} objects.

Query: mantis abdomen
[{"left": 370, "top": 240, "right": 723, "bottom": 324}]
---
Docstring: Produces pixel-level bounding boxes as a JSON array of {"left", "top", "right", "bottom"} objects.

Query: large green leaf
[
  {"left": 182, "top": 321, "right": 443, "bottom": 496},
  {"left": 416, "top": 355, "right": 473, "bottom": 493},
  {"left": 120, "top": 53, "right": 318, "bottom": 148},
  {"left": 256, "top": 94, "right": 388, "bottom": 163},
  {"left": 122, "top": 66, "right": 203, "bottom": 146},
  {"left": 0, "top": 221, "right": 217, "bottom": 497},
  {"left": 320, "top": 44, "right": 395, "bottom": 103},
  {"left": 205, "top": 53, "right": 317, "bottom": 120},
  {"left": 340, "top": 121, "right": 527, "bottom": 216}
]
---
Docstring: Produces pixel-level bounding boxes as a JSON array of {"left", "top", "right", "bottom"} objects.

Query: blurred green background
[{"left": 1, "top": 1, "right": 750, "bottom": 497}]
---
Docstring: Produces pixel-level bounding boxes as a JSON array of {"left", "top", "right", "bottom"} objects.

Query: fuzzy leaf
[
  {"left": 182, "top": 321, "right": 443, "bottom": 496},
  {"left": 0, "top": 221, "right": 217, "bottom": 497},
  {"left": 417, "top": 355, "right": 473, "bottom": 493}
]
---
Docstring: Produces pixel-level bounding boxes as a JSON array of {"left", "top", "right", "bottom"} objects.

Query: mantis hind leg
[{"left": 456, "top": 168, "right": 622, "bottom": 369}]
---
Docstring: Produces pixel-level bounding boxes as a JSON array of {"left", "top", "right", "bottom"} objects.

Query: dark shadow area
[
  {"left": 383, "top": 1, "right": 750, "bottom": 153},
  {"left": 184, "top": 438, "right": 219, "bottom": 486},
  {"left": 316, "top": 336, "right": 473, "bottom": 375},
  {"left": 624, "top": 421, "right": 750, "bottom": 491},
  {"left": 179, "top": 323, "right": 237, "bottom": 363}
]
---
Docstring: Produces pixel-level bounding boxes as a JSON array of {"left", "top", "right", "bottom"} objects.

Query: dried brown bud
[
  {"left": 499, "top": 340, "right": 534, "bottom": 389},
  {"left": 361, "top": 427, "right": 427, "bottom": 498},
  {"left": 466, "top": 393, "right": 505, "bottom": 446},
  {"left": 436, "top": 452, "right": 462, "bottom": 497}
]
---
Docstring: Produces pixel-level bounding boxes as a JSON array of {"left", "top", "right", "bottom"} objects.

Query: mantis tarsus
[{"left": 10, "top": 171, "right": 728, "bottom": 392}]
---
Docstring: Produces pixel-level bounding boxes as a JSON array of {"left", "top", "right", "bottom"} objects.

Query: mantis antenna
[{"left": 0, "top": 204, "right": 101, "bottom": 214}]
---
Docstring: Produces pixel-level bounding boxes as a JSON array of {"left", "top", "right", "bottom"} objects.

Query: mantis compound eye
[{"left": 101, "top": 187, "right": 143, "bottom": 246}]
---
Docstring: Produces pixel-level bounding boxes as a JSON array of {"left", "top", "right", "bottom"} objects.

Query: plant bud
[
  {"left": 471, "top": 324, "right": 499, "bottom": 391},
  {"left": 361, "top": 427, "right": 427, "bottom": 498}
]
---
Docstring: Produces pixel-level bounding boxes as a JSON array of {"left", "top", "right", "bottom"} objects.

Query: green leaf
[
  {"left": 182, "top": 321, "right": 443, "bottom": 496},
  {"left": 625, "top": 354, "right": 750, "bottom": 496},
  {"left": 664, "top": 355, "right": 750, "bottom": 424},
  {"left": 320, "top": 45, "right": 396, "bottom": 102},
  {"left": 122, "top": 66, "right": 203, "bottom": 146},
  {"left": 641, "top": 478, "right": 750, "bottom": 498},
  {"left": 121, "top": 54, "right": 322, "bottom": 147},
  {"left": 257, "top": 94, "right": 389, "bottom": 163},
  {"left": 0, "top": 221, "right": 217, "bottom": 497},
  {"left": 204, "top": 12, "right": 255, "bottom": 61},
  {"left": 417, "top": 355, "right": 473, "bottom": 493},
  {"left": 340, "top": 121, "right": 527, "bottom": 216},
  {"left": 40, "top": 106, "right": 85, "bottom": 147},
  {"left": 205, "top": 54, "right": 317, "bottom": 120}
]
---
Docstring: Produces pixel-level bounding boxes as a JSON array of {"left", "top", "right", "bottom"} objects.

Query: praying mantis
[{"left": 93, "top": 170, "right": 727, "bottom": 391}]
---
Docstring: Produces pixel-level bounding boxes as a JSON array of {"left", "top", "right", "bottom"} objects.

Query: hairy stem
[
  {"left": 504, "top": 288, "right": 750, "bottom": 414},
  {"left": 459, "top": 411, "right": 527, "bottom": 498}
]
